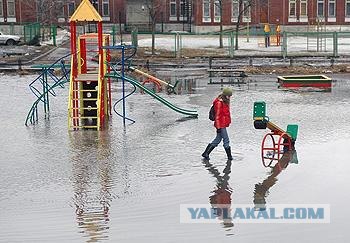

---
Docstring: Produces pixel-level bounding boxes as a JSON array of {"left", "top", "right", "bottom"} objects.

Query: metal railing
[{"left": 25, "top": 53, "right": 71, "bottom": 126}]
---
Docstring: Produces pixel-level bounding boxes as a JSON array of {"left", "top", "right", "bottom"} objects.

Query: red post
[
  {"left": 97, "top": 21, "right": 104, "bottom": 129},
  {"left": 70, "top": 21, "right": 77, "bottom": 77},
  {"left": 80, "top": 38, "right": 87, "bottom": 73},
  {"left": 70, "top": 21, "right": 79, "bottom": 128}
]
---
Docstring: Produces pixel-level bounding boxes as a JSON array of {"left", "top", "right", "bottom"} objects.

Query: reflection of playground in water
[
  {"left": 254, "top": 149, "right": 298, "bottom": 210},
  {"left": 203, "top": 159, "right": 234, "bottom": 229},
  {"left": 70, "top": 132, "right": 114, "bottom": 242}
]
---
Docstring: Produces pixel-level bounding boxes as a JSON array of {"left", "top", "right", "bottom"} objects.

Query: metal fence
[
  {"left": 23, "top": 23, "right": 58, "bottom": 45},
  {"left": 130, "top": 30, "right": 350, "bottom": 58},
  {"left": 281, "top": 31, "right": 350, "bottom": 57},
  {"left": 132, "top": 32, "right": 235, "bottom": 58}
]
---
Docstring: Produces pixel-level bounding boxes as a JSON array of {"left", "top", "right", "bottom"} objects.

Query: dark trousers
[{"left": 265, "top": 34, "right": 270, "bottom": 47}]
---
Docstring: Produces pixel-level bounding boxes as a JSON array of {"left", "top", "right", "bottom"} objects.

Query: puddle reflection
[
  {"left": 69, "top": 131, "right": 113, "bottom": 242},
  {"left": 254, "top": 149, "right": 299, "bottom": 211},
  {"left": 175, "top": 79, "right": 197, "bottom": 94},
  {"left": 203, "top": 159, "right": 234, "bottom": 229}
]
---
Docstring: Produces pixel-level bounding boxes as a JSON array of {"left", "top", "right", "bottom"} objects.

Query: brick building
[{"left": 1, "top": 0, "right": 350, "bottom": 32}]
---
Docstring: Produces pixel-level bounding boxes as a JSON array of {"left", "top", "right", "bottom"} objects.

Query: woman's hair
[{"left": 218, "top": 94, "right": 230, "bottom": 104}]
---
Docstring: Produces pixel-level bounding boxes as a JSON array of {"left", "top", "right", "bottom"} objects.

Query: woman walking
[{"left": 202, "top": 87, "right": 233, "bottom": 160}]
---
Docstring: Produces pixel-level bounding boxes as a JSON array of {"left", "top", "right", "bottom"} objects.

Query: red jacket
[{"left": 213, "top": 97, "right": 231, "bottom": 129}]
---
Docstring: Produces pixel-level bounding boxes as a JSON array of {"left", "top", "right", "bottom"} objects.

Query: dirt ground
[{"left": 0, "top": 45, "right": 54, "bottom": 64}]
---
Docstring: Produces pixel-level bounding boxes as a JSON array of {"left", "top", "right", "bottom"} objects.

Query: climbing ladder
[
  {"left": 67, "top": 33, "right": 111, "bottom": 130},
  {"left": 307, "top": 17, "right": 327, "bottom": 52}
]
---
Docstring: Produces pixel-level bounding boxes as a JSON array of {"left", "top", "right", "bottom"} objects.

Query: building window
[
  {"left": 56, "top": 1, "right": 65, "bottom": 18},
  {"left": 180, "top": 0, "right": 187, "bottom": 20},
  {"left": 214, "top": 0, "right": 221, "bottom": 22},
  {"left": 0, "top": 0, "right": 3, "bottom": 17},
  {"left": 180, "top": 0, "right": 185, "bottom": 17},
  {"left": 203, "top": 0, "right": 211, "bottom": 22},
  {"left": 347, "top": 0, "right": 350, "bottom": 17},
  {"left": 170, "top": 0, "right": 176, "bottom": 17},
  {"left": 102, "top": 0, "right": 109, "bottom": 17},
  {"left": 300, "top": 0, "right": 307, "bottom": 16},
  {"left": 90, "top": 0, "right": 99, "bottom": 11},
  {"left": 289, "top": 0, "right": 296, "bottom": 17},
  {"left": 243, "top": 0, "right": 251, "bottom": 21},
  {"left": 317, "top": 0, "right": 324, "bottom": 17},
  {"left": 7, "top": 0, "right": 15, "bottom": 17},
  {"left": 231, "top": 0, "right": 239, "bottom": 22},
  {"left": 68, "top": 2, "right": 75, "bottom": 16},
  {"left": 328, "top": 0, "right": 336, "bottom": 17}
]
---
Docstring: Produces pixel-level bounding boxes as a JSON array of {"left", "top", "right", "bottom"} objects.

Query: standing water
[{"left": 0, "top": 73, "right": 350, "bottom": 242}]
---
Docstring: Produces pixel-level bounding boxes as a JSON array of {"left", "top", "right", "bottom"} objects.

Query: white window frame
[
  {"left": 0, "top": 0, "right": 3, "bottom": 17},
  {"left": 242, "top": 0, "right": 251, "bottom": 22},
  {"left": 231, "top": 0, "right": 239, "bottom": 22},
  {"left": 300, "top": 0, "right": 308, "bottom": 22},
  {"left": 328, "top": 0, "right": 336, "bottom": 16},
  {"left": 90, "top": 0, "right": 99, "bottom": 12},
  {"left": 68, "top": 1, "right": 75, "bottom": 17},
  {"left": 214, "top": 0, "right": 221, "bottom": 23},
  {"left": 56, "top": 0, "right": 65, "bottom": 22},
  {"left": 57, "top": 1, "right": 65, "bottom": 18},
  {"left": 317, "top": 0, "right": 324, "bottom": 17},
  {"left": 170, "top": 0, "right": 177, "bottom": 21},
  {"left": 328, "top": 0, "right": 336, "bottom": 22},
  {"left": 7, "top": 0, "right": 15, "bottom": 17},
  {"left": 180, "top": 0, "right": 187, "bottom": 21},
  {"left": 203, "top": 0, "right": 211, "bottom": 23},
  {"left": 289, "top": 0, "right": 297, "bottom": 22},
  {"left": 346, "top": 0, "right": 350, "bottom": 21},
  {"left": 102, "top": 0, "right": 109, "bottom": 17}
]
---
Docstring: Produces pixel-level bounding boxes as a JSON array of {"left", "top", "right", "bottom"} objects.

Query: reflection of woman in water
[
  {"left": 254, "top": 149, "right": 298, "bottom": 210},
  {"left": 204, "top": 159, "right": 234, "bottom": 228}
]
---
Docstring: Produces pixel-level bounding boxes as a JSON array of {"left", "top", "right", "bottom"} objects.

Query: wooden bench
[{"left": 207, "top": 68, "right": 247, "bottom": 78}]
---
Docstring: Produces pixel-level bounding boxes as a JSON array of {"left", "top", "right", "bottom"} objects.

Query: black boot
[
  {"left": 225, "top": 146, "right": 233, "bottom": 160},
  {"left": 202, "top": 144, "right": 216, "bottom": 160}
]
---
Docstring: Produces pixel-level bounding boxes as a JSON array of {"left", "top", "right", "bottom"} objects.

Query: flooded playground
[{"left": 1, "top": 72, "right": 350, "bottom": 242}]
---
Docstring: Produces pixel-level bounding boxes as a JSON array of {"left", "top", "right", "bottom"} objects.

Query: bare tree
[
  {"left": 214, "top": 0, "right": 254, "bottom": 49},
  {"left": 213, "top": 0, "right": 227, "bottom": 48},
  {"left": 21, "top": 0, "right": 68, "bottom": 24},
  {"left": 234, "top": 0, "right": 254, "bottom": 50},
  {"left": 144, "top": 0, "right": 163, "bottom": 55}
]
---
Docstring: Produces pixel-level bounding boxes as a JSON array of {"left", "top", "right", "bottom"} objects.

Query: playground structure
[
  {"left": 128, "top": 66, "right": 179, "bottom": 94},
  {"left": 257, "top": 23, "right": 281, "bottom": 47},
  {"left": 68, "top": 0, "right": 112, "bottom": 130},
  {"left": 253, "top": 101, "right": 298, "bottom": 168},
  {"left": 25, "top": 56, "right": 70, "bottom": 126},
  {"left": 25, "top": 0, "right": 197, "bottom": 129}
]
